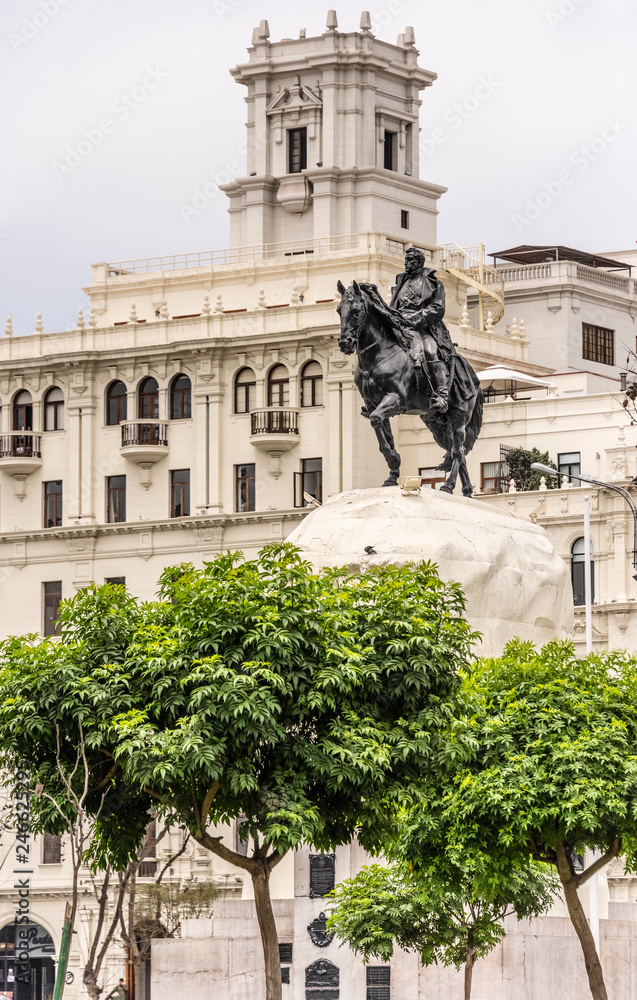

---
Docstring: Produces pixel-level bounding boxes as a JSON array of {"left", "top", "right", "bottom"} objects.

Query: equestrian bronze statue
[{"left": 337, "top": 247, "right": 483, "bottom": 496}]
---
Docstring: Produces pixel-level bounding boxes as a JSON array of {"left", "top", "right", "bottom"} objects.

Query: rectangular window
[
  {"left": 139, "top": 819, "right": 158, "bottom": 877},
  {"left": 383, "top": 130, "right": 396, "bottom": 170},
  {"left": 480, "top": 460, "right": 509, "bottom": 494},
  {"left": 582, "top": 322, "right": 615, "bottom": 366},
  {"left": 419, "top": 467, "right": 446, "bottom": 490},
  {"left": 42, "top": 833, "right": 62, "bottom": 864},
  {"left": 367, "top": 966, "right": 390, "bottom": 1000},
  {"left": 288, "top": 127, "right": 307, "bottom": 173},
  {"left": 43, "top": 480, "right": 62, "bottom": 528},
  {"left": 43, "top": 581, "right": 62, "bottom": 637},
  {"left": 105, "top": 577, "right": 126, "bottom": 587},
  {"left": 106, "top": 475, "right": 126, "bottom": 523},
  {"left": 558, "top": 452, "right": 581, "bottom": 483},
  {"left": 235, "top": 463, "right": 256, "bottom": 512},
  {"left": 294, "top": 458, "right": 323, "bottom": 507},
  {"left": 170, "top": 469, "right": 190, "bottom": 518},
  {"left": 400, "top": 209, "right": 409, "bottom": 229}
]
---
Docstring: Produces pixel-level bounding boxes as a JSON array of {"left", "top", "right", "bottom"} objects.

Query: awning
[
  {"left": 489, "top": 244, "right": 631, "bottom": 273},
  {"left": 477, "top": 366, "right": 554, "bottom": 392}
]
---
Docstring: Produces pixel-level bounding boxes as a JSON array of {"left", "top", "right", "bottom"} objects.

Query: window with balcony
[
  {"left": 287, "top": 127, "right": 307, "bottom": 173},
  {"left": 300, "top": 361, "right": 323, "bottom": 407},
  {"left": 234, "top": 367, "right": 256, "bottom": 414},
  {"left": 571, "top": 538, "right": 595, "bottom": 606},
  {"left": 367, "top": 966, "right": 390, "bottom": 1000},
  {"left": 138, "top": 377, "right": 159, "bottom": 419},
  {"left": 480, "top": 460, "right": 509, "bottom": 494},
  {"left": 42, "top": 833, "right": 62, "bottom": 864},
  {"left": 558, "top": 452, "right": 581, "bottom": 483},
  {"left": 235, "top": 463, "right": 255, "bottom": 512},
  {"left": 44, "top": 387, "right": 64, "bottom": 430},
  {"left": 294, "top": 458, "right": 322, "bottom": 507},
  {"left": 106, "top": 380, "right": 128, "bottom": 426},
  {"left": 170, "top": 469, "right": 190, "bottom": 518},
  {"left": 106, "top": 475, "right": 126, "bottom": 523},
  {"left": 268, "top": 365, "right": 290, "bottom": 406},
  {"left": 13, "top": 390, "right": 32, "bottom": 431},
  {"left": 582, "top": 322, "right": 614, "bottom": 366},
  {"left": 170, "top": 374, "right": 191, "bottom": 419},
  {"left": 43, "top": 581, "right": 62, "bottom": 637},
  {"left": 44, "top": 480, "right": 62, "bottom": 528},
  {"left": 383, "top": 130, "right": 396, "bottom": 170}
]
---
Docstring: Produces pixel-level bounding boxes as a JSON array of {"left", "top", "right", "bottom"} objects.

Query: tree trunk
[
  {"left": 464, "top": 951, "right": 473, "bottom": 1000},
  {"left": 252, "top": 862, "right": 281, "bottom": 1000},
  {"left": 556, "top": 843, "right": 607, "bottom": 1000}
]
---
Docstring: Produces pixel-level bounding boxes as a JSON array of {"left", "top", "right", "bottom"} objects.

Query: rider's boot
[{"left": 429, "top": 361, "right": 449, "bottom": 414}]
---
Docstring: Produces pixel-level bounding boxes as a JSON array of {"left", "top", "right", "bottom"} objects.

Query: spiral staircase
[{"left": 434, "top": 242, "right": 505, "bottom": 331}]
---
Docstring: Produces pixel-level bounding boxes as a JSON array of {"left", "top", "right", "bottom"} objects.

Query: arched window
[
  {"left": 300, "top": 361, "right": 323, "bottom": 407},
  {"left": 234, "top": 367, "right": 256, "bottom": 414},
  {"left": 44, "top": 387, "right": 64, "bottom": 431},
  {"left": 13, "top": 390, "right": 32, "bottom": 431},
  {"left": 106, "top": 380, "right": 128, "bottom": 426},
  {"left": 571, "top": 537, "right": 594, "bottom": 606},
  {"left": 138, "top": 377, "right": 159, "bottom": 419},
  {"left": 268, "top": 364, "right": 289, "bottom": 407},
  {"left": 170, "top": 374, "right": 191, "bottom": 419}
]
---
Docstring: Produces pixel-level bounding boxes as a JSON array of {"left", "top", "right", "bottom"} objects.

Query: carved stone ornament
[
  {"left": 307, "top": 912, "right": 334, "bottom": 948},
  {"left": 193, "top": 526, "right": 224, "bottom": 545},
  {"left": 67, "top": 536, "right": 97, "bottom": 554},
  {"left": 305, "top": 959, "right": 339, "bottom": 988}
]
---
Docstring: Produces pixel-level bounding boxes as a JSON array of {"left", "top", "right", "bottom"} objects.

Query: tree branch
[{"left": 576, "top": 837, "right": 621, "bottom": 887}]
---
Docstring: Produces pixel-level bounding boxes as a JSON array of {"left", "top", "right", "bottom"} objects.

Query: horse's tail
[{"left": 431, "top": 388, "right": 484, "bottom": 473}]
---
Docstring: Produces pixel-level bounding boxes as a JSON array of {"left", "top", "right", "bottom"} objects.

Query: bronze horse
[{"left": 337, "top": 280, "right": 483, "bottom": 496}]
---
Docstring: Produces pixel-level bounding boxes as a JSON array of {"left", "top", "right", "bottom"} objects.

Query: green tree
[
  {"left": 0, "top": 545, "right": 476, "bottom": 1000},
  {"left": 410, "top": 640, "right": 637, "bottom": 1000},
  {"left": 328, "top": 857, "right": 557, "bottom": 1000},
  {"left": 506, "top": 446, "right": 558, "bottom": 490}
]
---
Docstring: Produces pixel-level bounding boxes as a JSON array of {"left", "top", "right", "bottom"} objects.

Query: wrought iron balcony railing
[
  {"left": 121, "top": 420, "right": 168, "bottom": 448},
  {"left": 250, "top": 409, "right": 299, "bottom": 436},
  {"left": 0, "top": 433, "right": 41, "bottom": 459}
]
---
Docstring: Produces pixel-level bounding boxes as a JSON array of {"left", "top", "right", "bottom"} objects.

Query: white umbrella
[{"left": 477, "top": 365, "right": 554, "bottom": 393}]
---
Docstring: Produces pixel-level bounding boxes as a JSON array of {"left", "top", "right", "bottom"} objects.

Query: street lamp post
[{"left": 530, "top": 461, "right": 637, "bottom": 955}]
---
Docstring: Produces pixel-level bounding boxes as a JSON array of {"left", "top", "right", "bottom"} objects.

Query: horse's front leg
[{"left": 369, "top": 393, "right": 402, "bottom": 487}]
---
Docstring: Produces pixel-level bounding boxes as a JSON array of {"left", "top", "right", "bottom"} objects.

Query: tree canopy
[
  {"left": 401, "top": 639, "right": 637, "bottom": 1000},
  {"left": 506, "top": 446, "right": 558, "bottom": 490},
  {"left": 0, "top": 544, "right": 476, "bottom": 1000}
]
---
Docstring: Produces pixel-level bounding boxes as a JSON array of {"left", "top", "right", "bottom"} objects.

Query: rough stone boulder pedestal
[{"left": 287, "top": 487, "right": 573, "bottom": 656}]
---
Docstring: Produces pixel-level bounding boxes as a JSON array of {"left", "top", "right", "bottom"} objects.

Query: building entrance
[{"left": 0, "top": 924, "right": 56, "bottom": 1000}]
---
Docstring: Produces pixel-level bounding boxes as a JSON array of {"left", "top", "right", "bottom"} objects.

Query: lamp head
[{"left": 530, "top": 462, "right": 558, "bottom": 477}]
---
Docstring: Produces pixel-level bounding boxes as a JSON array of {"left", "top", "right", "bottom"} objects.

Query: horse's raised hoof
[{"left": 439, "top": 485, "right": 454, "bottom": 494}]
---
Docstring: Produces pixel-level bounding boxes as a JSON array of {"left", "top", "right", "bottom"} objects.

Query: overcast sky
[{"left": 1, "top": 0, "right": 634, "bottom": 334}]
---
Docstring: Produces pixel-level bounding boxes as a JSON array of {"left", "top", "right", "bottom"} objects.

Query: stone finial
[
  {"left": 214, "top": 294, "right": 224, "bottom": 313},
  {"left": 35, "top": 312, "right": 44, "bottom": 334},
  {"left": 202, "top": 294, "right": 211, "bottom": 316},
  {"left": 89, "top": 307, "right": 97, "bottom": 328},
  {"left": 129, "top": 303, "right": 138, "bottom": 323},
  {"left": 4, "top": 314, "right": 12, "bottom": 337},
  {"left": 251, "top": 26, "right": 260, "bottom": 45},
  {"left": 160, "top": 301, "right": 169, "bottom": 320},
  {"left": 561, "top": 474, "right": 571, "bottom": 489},
  {"left": 458, "top": 303, "right": 471, "bottom": 332},
  {"left": 539, "top": 476, "right": 547, "bottom": 492},
  {"left": 257, "top": 288, "right": 267, "bottom": 309},
  {"left": 403, "top": 26, "right": 416, "bottom": 46},
  {"left": 485, "top": 310, "right": 494, "bottom": 332},
  {"left": 257, "top": 19, "right": 270, "bottom": 39},
  {"left": 396, "top": 33, "right": 405, "bottom": 46},
  {"left": 326, "top": 10, "right": 338, "bottom": 30},
  {"left": 518, "top": 318, "right": 527, "bottom": 341},
  {"left": 508, "top": 479, "right": 517, "bottom": 494},
  {"left": 76, "top": 307, "right": 85, "bottom": 330},
  {"left": 360, "top": 11, "right": 372, "bottom": 31},
  {"left": 509, "top": 317, "right": 519, "bottom": 340}
]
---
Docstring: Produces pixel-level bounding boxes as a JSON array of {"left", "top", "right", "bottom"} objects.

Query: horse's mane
[{"left": 358, "top": 283, "right": 409, "bottom": 350}]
